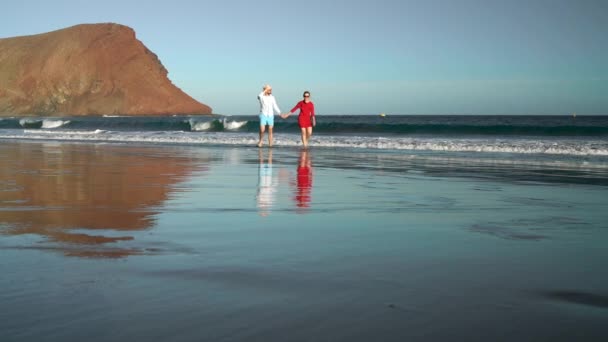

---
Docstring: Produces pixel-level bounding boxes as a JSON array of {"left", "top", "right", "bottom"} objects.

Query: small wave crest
[
  {"left": 18, "top": 118, "right": 71, "bottom": 129},
  {"left": 189, "top": 120, "right": 214, "bottom": 132},
  {"left": 19, "top": 119, "right": 42, "bottom": 128},
  {"left": 42, "top": 119, "right": 71, "bottom": 129},
  {"left": 223, "top": 119, "right": 248, "bottom": 131},
  {"left": 23, "top": 129, "right": 105, "bottom": 135},
  {"left": 188, "top": 118, "right": 249, "bottom": 132}
]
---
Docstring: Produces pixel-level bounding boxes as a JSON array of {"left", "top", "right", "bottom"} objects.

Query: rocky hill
[{"left": 0, "top": 23, "right": 212, "bottom": 116}]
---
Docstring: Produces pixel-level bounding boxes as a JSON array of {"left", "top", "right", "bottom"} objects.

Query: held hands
[{"left": 280, "top": 113, "right": 290, "bottom": 119}]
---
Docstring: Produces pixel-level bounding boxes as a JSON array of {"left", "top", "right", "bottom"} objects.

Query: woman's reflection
[
  {"left": 294, "top": 149, "right": 313, "bottom": 212},
  {"left": 256, "top": 149, "right": 277, "bottom": 216}
]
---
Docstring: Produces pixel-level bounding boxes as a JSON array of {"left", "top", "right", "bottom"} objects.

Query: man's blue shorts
[{"left": 259, "top": 114, "right": 274, "bottom": 127}]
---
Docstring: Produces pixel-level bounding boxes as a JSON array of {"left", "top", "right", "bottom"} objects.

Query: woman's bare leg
[
  {"left": 300, "top": 127, "right": 308, "bottom": 147},
  {"left": 306, "top": 127, "right": 313, "bottom": 143}
]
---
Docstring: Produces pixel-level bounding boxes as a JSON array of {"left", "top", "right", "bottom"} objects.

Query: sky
[{"left": 1, "top": 0, "right": 607, "bottom": 115}]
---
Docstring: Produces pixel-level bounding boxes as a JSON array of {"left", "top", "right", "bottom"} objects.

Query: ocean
[
  {"left": 1, "top": 114, "right": 608, "bottom": 156},
  {"left": 1, "top": 114, "right": 608, "bottom": 341}
]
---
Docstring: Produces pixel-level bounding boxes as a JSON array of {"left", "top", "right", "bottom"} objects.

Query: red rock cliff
[{"left": 0, "top": 23, "right": 212, "bottom": 116}]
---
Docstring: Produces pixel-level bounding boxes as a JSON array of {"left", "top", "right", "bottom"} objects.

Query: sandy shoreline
[{"left": 1, "top": 140, "right": 608, "bottom": 341}]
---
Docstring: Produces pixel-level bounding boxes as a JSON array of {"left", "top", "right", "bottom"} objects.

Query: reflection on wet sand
[
  {"left": 294, "top": 149, "right": 313, "bottom": 212},
  {"left": 256, "top": 148, "right": 276, "bottom": 216},
  {"left": 0, "top": 142, "right": 203, "bottom": 258}
]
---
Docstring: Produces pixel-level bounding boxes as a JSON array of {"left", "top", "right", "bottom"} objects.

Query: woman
[{"left": 283, "top": 91, "right": 315, "bottom": 148}]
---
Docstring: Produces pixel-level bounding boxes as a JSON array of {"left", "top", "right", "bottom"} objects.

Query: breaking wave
[
  {"left": 41, "top": 119, "right": 71, "bottom": 129},
  {"left": 3, "top": 115, "right": 607, "bottom": 136},
  {"left": 1, "top": 130, "right": 607, "bottom": 157}
]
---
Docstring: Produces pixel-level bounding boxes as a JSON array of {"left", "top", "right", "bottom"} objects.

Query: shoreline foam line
[{"left": 0, "top": 131, "right": 607, "bottom": 157}]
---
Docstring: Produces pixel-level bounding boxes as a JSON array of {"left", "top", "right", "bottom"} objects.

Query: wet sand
[{"left": 1, "top": 140, "right": 608, "bottom": 341}]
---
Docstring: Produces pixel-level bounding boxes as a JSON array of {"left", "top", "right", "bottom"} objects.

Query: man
[{"left": 257, "top": 84, "right": 282, "bottom": 147}]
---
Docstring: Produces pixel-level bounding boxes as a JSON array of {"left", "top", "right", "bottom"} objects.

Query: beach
[
  {"left": 3, "top": 0, "right": 607, "bottom": 338},
  {"left": 1, "top": 139, "right": 607, "bottom": 341}
]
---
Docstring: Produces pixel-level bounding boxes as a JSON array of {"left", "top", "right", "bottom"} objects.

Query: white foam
[
  {"left": 223, "top": 119, "right": 248, "bottom": 131},
  {"left": 190, "top": 120, "right": 213, "bottom": 131},
  {"left": 329, "top": 136, "right": 608, "bottom": 156},
  {"left": 1, "top": 131, "right": 607, "bottom": 157},
  {"left": 41, "top": 119, "right": 70, "bottom": 129},
  {"left": 19, "top": 119, "right": 42, "bottom": 127},
  {"left": 23, "top": 129, "right": 103, "bottom": 135}
]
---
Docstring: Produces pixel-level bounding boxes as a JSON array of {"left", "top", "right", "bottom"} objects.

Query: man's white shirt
[{"left": 258, "top": 92, "right": 281, "bottom": 117}]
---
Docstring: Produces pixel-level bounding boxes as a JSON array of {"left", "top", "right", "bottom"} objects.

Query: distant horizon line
[
  {"left": 2, "top": 113, "right": 606, "bottom": 117},
  {"left": 216, "top": 113, "right": 606, "bottom": 117}
]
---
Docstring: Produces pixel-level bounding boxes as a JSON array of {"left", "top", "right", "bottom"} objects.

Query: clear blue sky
[{"left": 2, "top": 0, "right": 607, "bottom": 115}]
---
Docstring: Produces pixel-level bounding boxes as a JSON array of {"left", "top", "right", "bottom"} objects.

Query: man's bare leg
[
  {"left": 268, "top": 126, "right": 274, "bottom": 147},
  {"left": 258, "top": 125, "right": 266, "bottom": 147}
]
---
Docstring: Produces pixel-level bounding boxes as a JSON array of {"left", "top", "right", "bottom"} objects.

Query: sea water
[
  {"left": 1, "top": 115, "right": 607, "bottom": 341},
  {"left": 0, "top": 114, "right": 607, "bottom": 156}
]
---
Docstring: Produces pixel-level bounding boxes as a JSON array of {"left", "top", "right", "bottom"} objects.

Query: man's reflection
[
  {"left": 295, "top": 149, "right": 313, "bottom": 212},
  {"left": 256, "top": 148, "right": 276, "bottom": 216}
]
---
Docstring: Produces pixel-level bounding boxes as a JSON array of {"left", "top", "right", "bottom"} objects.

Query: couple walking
[{"left": 257, "top": 84, "right": 316, "bottom": 148}]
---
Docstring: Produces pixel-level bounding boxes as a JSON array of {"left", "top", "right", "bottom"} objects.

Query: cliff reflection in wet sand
[{"left": 0, "top": 141, "right": 202, "bottom": 258}]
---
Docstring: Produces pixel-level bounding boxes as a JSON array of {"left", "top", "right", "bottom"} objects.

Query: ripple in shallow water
[{"left": 538, "top": 290, "right": 608, "bottom": 309}]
